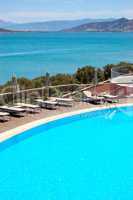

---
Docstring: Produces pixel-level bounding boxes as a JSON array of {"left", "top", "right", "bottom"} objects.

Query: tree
[
  {"left": 75, "top": 66, "right": 97, "bottom": 84},
  {"left": 17, "top": 77, "right": 33, "bottom": 89},
  {"left": 50, "top": 74, "right": 75, "bottom": 85},
  {"left": 103, "top": 64, "right": 114, "bottom": 80}
]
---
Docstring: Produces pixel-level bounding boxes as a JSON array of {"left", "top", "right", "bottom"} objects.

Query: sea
[{"left": 0, "top": 32, "right": 133, "bottom": 83}]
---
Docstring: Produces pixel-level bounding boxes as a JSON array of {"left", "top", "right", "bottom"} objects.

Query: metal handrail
[{"left": 0, "top": 83, "right": 90, "bottom": 96}]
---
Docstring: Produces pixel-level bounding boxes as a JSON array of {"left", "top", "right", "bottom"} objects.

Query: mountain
[
  {"left": 0, "top": 19, "right": 13, "bottom": 27},
  {"left": 1, "top": 18, "right": 133, "bottom": 32},
  {"left": 0, "top": 18, "right": 114, "bottom": 32},
  {"left": 63, "top": 18, "right": 133, "bottom": 32},
  {"left": 0, "top": 28, "right": 12, "bottom": 32}
]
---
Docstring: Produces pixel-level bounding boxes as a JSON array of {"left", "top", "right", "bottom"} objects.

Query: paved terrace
[{"left": 0, "top": 98, "right": 133, "bottom": 133}]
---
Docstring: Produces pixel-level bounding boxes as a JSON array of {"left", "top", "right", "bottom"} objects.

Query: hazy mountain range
[
  {"left": 0, "top": 18, "right": 114, "bottom": 32},
  {"left": 63, "top": 18, "right": 133, "bottom": 32},
  {"left": 0, "top": 28, "right": 12, "bottom": 32},
  {"left": 0, "top": 18, "right": 133, "bottom": 32}
]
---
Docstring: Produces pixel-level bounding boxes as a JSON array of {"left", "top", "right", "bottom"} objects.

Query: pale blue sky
[{"left": 1, "top": 0, "right": 133, "bottom": 22}]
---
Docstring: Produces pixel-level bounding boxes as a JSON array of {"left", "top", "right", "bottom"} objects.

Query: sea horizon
[{"left": 0, "top": 31, "right": 133, "bottom": 84}]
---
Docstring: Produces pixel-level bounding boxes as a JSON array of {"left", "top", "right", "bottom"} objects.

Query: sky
[{"left": 0, "top": 0, "right": 133, "bottom": 22}]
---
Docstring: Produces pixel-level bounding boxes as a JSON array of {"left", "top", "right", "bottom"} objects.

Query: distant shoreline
[
  {"left": 1, "top": 30, "right": 133, "bottom": 33},
  {"left": 1, "top": 18, "right": 133, "bottom": 32}
]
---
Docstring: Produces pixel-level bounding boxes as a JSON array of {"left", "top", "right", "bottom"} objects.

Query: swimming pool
[{"left": 0, "top": 105, "right": 133, "bottom": 199}]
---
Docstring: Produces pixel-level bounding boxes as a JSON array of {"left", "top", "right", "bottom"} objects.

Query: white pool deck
[{"left": 0, "top": 102, "right": 133, "bottom": 143}]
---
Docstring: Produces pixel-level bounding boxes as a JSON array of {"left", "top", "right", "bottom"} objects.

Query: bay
[{"left": 0, "top": 32, "right": 133, "bottom": 83}]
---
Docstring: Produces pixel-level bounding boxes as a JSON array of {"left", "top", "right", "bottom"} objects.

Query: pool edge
[{"left": 0, "top": 103, "right": 133, "bottom": 143}]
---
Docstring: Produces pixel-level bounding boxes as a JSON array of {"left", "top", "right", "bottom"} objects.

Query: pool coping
[{"left": 0, "top": 103, "right": 133, "bottom": 143}]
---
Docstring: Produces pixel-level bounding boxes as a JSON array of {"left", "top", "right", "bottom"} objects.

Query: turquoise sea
[{"left": 0, "top": 32, "right": 133, "bottom": 83}]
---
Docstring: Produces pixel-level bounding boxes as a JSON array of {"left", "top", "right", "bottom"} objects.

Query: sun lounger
[
  {"left": 35, "top": 99, "right": 57, "bottom": 110},
  {"left": 15, "top": 103, "right": 41, "bottom": 113},
  {"left": 0, "top": 112, "right": 10, "bottom": 122},
  {"left": 50, "top": 97, "right": 74, "bottom": 107},
  {"left": 83, "top": 91, "right": 104, "bottom": 105},
  {"left": 101, "top": 94, "right": 119, "bottom": 103},
  {"left": 0, "top": 106, "right": 26, "bottom": 117}
]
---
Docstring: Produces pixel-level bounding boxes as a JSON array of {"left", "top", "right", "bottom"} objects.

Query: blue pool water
[
  {"left": 0, "top": 106, "right": 133, "bottom": 199},
  {"left": 0, "top": 32, "right": 133, "bottom": 83}
]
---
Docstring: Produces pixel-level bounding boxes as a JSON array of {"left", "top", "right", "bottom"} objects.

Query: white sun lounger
[
  {"left": 83, "top": 91, "right": 104, "bottom": 104},
  {"left": 101, "top": 94, "right": 119, "bottom": 103},
  {"left": 35, "top": 99, "right": 57, "bottom": 110},
  {"left": 0, "top": 112, "right": 10, "bottom": 122},
  {"left": 50, "top": 97, "right": 74, "bottom": 107},
  {"left": 0, "top": 106, "right": 26, "bottom": 117},
  {"left": 15, "top": 103, "right": 41, "bottom": 113}
]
